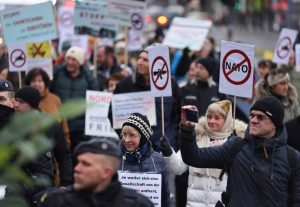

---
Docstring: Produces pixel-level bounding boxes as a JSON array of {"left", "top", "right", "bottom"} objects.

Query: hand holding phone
[
  {"left": 185, "top": 108, "right": 199, "bottom": 123},
  {"left": 181, "top": 105, "right": 198, "bottom": 128}
]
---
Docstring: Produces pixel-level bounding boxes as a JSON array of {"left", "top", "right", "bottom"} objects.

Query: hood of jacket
[
  {"left": 195, "top": 116, "right": 247, "bottom": 140},
  {"left": 256, "top": 80, "right": 298, "bottom": 107}
]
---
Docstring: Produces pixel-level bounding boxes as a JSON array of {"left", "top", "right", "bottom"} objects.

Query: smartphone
[{"left": 185, "top": 109, "right": 199, "bottom": 123}]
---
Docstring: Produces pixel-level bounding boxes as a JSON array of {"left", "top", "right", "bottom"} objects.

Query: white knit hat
[{"left": 65, "top": 46, "right": 85, "bottom": 65}]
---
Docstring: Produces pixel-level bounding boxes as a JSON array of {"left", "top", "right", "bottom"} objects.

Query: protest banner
[
  {"left": 8, "top": 41, "right": 53, "bottom": 79},
  {"left": 295, "top": 44, "right": 300, "bottom": 72},
  {"left": 147, "top": 45, "right": 172, "bottom": 97},
  {"left": 85, "top": 90, "right": 118, "bottom": 138},
  {"left": 219, "top": 40, "right": 255, "bottom": 99},
  {"left": 112, "top": 91, "right": 156, "bottom": 129},
  {"left": 118, "top": 172, "right": 162, "bottom": 207},
  {"left": 163, "top": 17, "right": 212, "bottom": 51},
  {"left": 0, "top": 1, "right": 58, "bottom": 43},
  {"left": 273, "top": 28, "right": 298, "bottom": 65}
]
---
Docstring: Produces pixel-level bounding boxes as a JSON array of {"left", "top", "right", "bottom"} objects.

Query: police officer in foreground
[{"left": 39, "top": 138, "right": 154, "bottom": 207}]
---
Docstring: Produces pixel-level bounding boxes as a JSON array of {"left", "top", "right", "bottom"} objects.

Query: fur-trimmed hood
[
  {"left": 195, "top": 116, "right": 247, "bottom": 141},
  {"left": 255, "top": 80, "right": 298, "bottom": 107}
]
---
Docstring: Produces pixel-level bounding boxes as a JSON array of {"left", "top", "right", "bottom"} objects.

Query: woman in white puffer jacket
[{"left": 162, "top": 100, "right": 247, "bottom": 207}]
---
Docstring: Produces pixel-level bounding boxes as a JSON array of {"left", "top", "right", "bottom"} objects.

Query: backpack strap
[
  {"left": 219, "top": 138, "right": 245, "bottom": 181},
  {"left": 286, "top": 145, "right": 297, "bottom": 207}
]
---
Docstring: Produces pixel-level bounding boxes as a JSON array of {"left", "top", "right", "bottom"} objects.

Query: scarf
[
  {"left": 121, "top": 142, "right": 150, "bottom": 163},
  {"left": 192, "top": 105, "right": 233, "bottom": 178}
]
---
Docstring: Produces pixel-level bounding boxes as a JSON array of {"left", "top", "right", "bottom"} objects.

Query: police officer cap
[
  {"left": 73, "top": 137, "right": 121, "bottom": 158},
  {"left": 0, "top": 80, "right": 14, "bottom": 92}
]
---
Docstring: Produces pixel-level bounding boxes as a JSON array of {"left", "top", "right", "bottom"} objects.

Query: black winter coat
[
  {"left": 46, "top": 124, "right": 73, "bottom": 186},
  {"left": 38, "top": 174, "right": 154, "bottom": 207},
  {"left": 285, "top": 115, "right": 300, "bottom": 151},
  {"left": 180, "top": 125, "right": 300, "bottom": 207}
]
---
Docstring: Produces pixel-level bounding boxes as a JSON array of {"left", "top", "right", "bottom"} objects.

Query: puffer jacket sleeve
[
  {"left": 179, "top": 124, "right": 240, "bottom": 169},
  {"left": 292, "top": 152, "right": 300, "bottom": 206},
  {"left": 164, "top": 149, "right": 188, "bottom": 175}
]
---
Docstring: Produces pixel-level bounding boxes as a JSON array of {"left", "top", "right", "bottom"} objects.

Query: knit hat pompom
[{"left": 122, "top": 113, "right": 153, "bottom": 147}]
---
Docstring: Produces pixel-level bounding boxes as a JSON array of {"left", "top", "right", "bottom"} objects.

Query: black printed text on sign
[
  {"left": 222, "top": 49, "right": 251, "bottom": 85},
  {"left": 219, "top": 41, "right": 254, "bottom": 99}
]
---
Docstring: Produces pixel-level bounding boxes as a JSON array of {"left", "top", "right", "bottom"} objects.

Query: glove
[{"left": 159, "top": 135, "right": 173, "bottom": 157}]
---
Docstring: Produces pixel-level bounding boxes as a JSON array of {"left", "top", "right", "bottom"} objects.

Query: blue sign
[{"left": 0, "top": 1, "right": 58, "bottom": 44}]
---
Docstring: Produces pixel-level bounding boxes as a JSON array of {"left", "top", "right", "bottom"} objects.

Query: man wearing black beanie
[
  {"left": 14, "top": 86, "right": 41, "bottom": 112},
  {"left": 179, "top": 96, "right": 300, "bottom": 207}
]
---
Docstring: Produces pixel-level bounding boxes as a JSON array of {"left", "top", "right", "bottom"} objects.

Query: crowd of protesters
[{"left": 1, "top": 17, "right": 300, "bottom": 206}]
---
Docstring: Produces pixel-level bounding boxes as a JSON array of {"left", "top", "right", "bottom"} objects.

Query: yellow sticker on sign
[{"left": 26, "top": 42, "right": 51, "bottom": 59}]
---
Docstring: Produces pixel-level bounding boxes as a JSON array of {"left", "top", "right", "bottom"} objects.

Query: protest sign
[
  {"left": 219, "top": 41, "right": 255, "bottom": 98},
  {"left": 0, "top": 1, "right": 58, "bottom": 43},
  {"left": 85, "top": 90, "right": 118, "bottom": 138},
  {"left": 163, "top": 17, "right": 212, "bottom": 51},
  {"left": 112, "top": 91, "right": 156, "bottom": 129},
  {"left": 118, "top": 172, "right": 162, "bottom": 207},
  {"left": 148, "top": 45, "right": 172, "bottom": 97}
]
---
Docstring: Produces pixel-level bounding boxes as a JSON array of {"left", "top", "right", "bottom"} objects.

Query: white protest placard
[
  {"left": 163, "top": 17, "right": 212, "bottom": 51},
  {"left": 8, "top": 42, "right": 53, "bottom": 78},
  {"left": 74, "top": 1, "right": 115, "bottom": 37},
  {"left": 107, "top": 0, "right": 146, "bottom": 27},
  {"left": 273, "top": 28, "right": 298, "bottom": 65},
  {"left": 112, "top": 91, "right": 156, "bottom": 129},
  {"left": 128, "top": 28, "right": 143, "bottom": 51},
  {"left": 58, "top": 34, "right": 89, "bottom": 57},
  {"left": 0, "top": 1, "right": 58, "bottom": 44},
  {"left": 58, "top": 6, "right": 74, "bottom": 35},
  {"left": 118, "top": 172, "right": 161, "bottom": 207},
  {"left": 219, "top": 41, "right": 255, "bottom": 98},
  {"left": 148, "top": 45, "right": 172, "bottom": 97},
  {"left": 85, "top": 90, "right": 118, "bottom": 138},
  {"left": 295, "top": 44, "right": 300, "bottom": 72}
]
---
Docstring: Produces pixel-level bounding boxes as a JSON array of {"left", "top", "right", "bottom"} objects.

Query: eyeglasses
[
  {"left": 249, "top": 113, "right": 270, "bottom": 121},
  {"left": 120, "top": 133, "right": 140, "bottom": 140}
]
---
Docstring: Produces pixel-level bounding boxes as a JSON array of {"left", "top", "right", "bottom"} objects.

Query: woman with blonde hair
[{"left": 160, "top": 100, "right": 247, "bottom": 207}]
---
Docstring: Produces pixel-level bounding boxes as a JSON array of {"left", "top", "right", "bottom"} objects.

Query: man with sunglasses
[{"left": 179, "top": 96, "right": 300, "bottom": 207}]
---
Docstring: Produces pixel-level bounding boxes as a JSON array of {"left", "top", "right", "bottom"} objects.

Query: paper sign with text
[
  {"left": 219, "top": 40, "right": 255, "bottom": 98},
  {"left": 85, "top": 90, "right": 118, "bottom": 138},
  {"left": 148, "top": 45, "right": 172, "bottom": 97},
  {"left": 118, "top": 172, "right": 161, "bottom": 207},
  {"left": 112, "top": 91, "right": 156, "bottom": 129},
  {"left": 0, "top": 1, "right": 58, "bottom": 43},
  {"left": 273, "top": 28, "right": 298, "bottom": 65},
  {"left": 107, "top": 0, "right": 146, "bottom": 27},
  {"left": 163, "top": 17, "right": 212, "bottom": 51}
]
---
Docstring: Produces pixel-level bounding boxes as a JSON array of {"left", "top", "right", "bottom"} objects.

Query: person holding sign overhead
[{"left": 119, "top": 113, "right": 170, "bottom": 207}]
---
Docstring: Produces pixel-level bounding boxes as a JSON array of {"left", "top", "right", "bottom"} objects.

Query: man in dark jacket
[
  {"left": 180, "top": 96, "right": 300, "bottom": 207},
  {"left": 50, "top": 46, "right": 99, "bottom": 151},
  {"left": 14, "top": 86, "right": 73, "bottom": 187},
  {"left": 38, "top": 138, "right": 154, "bottom": 207},
  {"left": 113, "top": 49, "right": 182, "bottom": 152},
  {"left": 0, "top": 80, "right": 15, "bottom": 129}
]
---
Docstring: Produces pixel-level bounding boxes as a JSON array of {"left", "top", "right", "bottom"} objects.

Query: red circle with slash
[{"left": 151, "top": 56, "right": 169, "bottom": 90}]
